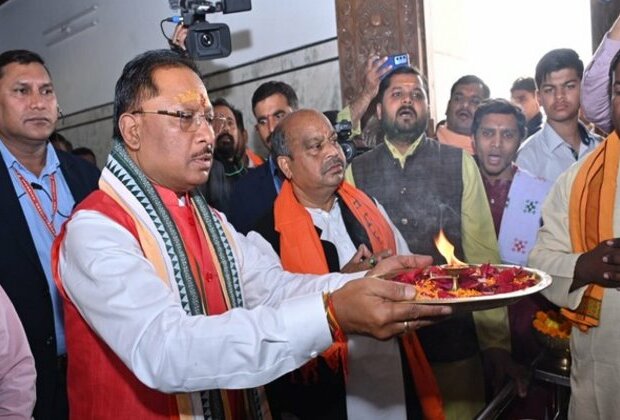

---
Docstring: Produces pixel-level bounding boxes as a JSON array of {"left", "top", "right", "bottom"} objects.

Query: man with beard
[
  {"left": 435, "top": 75, "right": 490, "bottom": 155},
  {"left": 254, "top": 108, "right": 444, "bottom": 420},
  {"left": 517, "top": 49, "right": 601, "bottom": 182},
  {"left": 345, "top": 66, "right": 508, "bottom": 419},
  {"left": 201, "top": 98, "right": 248, "bottom": 215}
]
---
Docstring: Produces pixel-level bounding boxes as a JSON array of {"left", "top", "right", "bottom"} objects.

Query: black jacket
[
  {"left": 228, "top": 162, "right": 278, "bottom": 234},
  {"left": 0, "top": 150, "right": 99, "bottom": 420}
]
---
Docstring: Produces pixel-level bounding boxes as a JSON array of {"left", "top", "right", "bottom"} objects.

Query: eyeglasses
[{"left": 132, "top": 110, "right": 214, "bottom": 132}]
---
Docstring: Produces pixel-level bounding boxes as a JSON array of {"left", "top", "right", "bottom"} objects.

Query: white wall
[
  {"left": 0, "top": 0, "right": 339, "bottom": 114},
  {"left": 425, "top": 0, "right": 593, "bottom": 123}
]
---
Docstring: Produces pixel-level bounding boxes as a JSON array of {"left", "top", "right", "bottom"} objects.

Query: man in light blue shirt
[
  {"left": 0, "top": 49, "right": 99, "bottom": 420},
  {"left": 517, "top": 48, "right": 602, "bottom": 182}
]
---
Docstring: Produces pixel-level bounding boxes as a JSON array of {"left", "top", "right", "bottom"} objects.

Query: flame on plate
[{"left": 434, "top": 228, "right": 467, "bottom": 267}]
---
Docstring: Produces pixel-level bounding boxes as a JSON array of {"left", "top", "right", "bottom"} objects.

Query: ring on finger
[
  {"left": 368, "top": 256, "right": 377, "bottom": 268},
  {"left": 403, "top": 320, "right": 410, "bottom": 333}
]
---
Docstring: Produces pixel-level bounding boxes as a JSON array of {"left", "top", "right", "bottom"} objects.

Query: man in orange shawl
[
  {"left": 253, "top": 108, "right": 445, "bottom": 420},
  {"left": 435, "top": 75, "right": 490, "bottom": 155},
  {"left": 529, "top": 49, "right": 620, "bottom": 419}
]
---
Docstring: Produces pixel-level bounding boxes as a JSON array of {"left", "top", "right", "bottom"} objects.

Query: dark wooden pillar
[
  {"left": 590, "top": 0, "right": 620, "bottom": 52},
  {"left": 335, "top": 0, "right": 427, "bottom": 107}
]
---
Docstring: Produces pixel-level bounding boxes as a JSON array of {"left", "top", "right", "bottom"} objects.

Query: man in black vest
[
  {"left": 0, "top": 49, "right": 99, "bottom": 420},
  {"left": 345, "top": 66, "right": 509, "bottom": 419}
]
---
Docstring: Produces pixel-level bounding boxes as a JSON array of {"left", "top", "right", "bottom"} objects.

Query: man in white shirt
[
  {"left": 253, "top": 109, "right": 443, "bottom": 419},
  {"left": 516, "top": 48, "right": 601, "bottom": 182},
  {"left": 52, "top": 49, "right": 451, "bottom": 419}
]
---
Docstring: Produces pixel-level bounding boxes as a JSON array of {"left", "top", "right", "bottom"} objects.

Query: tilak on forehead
[{"left": 175, "top": 90, "right": 209, "bottom": 107}]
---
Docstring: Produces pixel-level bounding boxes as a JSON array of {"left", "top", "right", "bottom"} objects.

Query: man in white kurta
[
  {"left": 255, "top": 109, "right": 435, "bottom": 420},
  {"left": 53, "top": 49, "right": 452, "bottom": 419},
  {"left": 529, "top": 155, "right": 620, "bottom": 419},
  {"left": 529, "top": 51, "right": 620, "bottom": 418}
]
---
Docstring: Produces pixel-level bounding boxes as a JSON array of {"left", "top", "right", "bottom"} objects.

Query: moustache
[
  {"left": 456, "top": 109, "right": 472, "bottom": 118},
  {"left": 321, "top": 157, "right": 345, "bottom": 174},
  {"left": 192, "top": 144, "right": 214, "bottom": 158},
  {"left": 397, "top": 106, "right": 417, "bottom": 117},
  {"left": 216, "top": 133, "right": 235, "bottom": 145}
]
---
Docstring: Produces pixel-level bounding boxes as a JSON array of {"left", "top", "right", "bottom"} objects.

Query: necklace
[{"left": 224, "top": 163, "right": 246, "bottom": 177}]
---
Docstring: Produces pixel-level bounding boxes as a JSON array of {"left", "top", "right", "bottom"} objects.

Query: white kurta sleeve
[{"left": 58, "top": 210, "right": 352, "bottom": 393}]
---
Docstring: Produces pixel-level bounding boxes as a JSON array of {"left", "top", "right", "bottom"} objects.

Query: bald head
[
  {"left": 270, "top": 109, "right": 331, "bottom": 158},
  {"left": 271, "top": 109, "right": 346, "bottom": 197}
]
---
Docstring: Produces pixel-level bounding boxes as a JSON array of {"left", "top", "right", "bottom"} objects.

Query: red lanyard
[{"left": 13, "top": 168, "right": 58, "bottom": 237}]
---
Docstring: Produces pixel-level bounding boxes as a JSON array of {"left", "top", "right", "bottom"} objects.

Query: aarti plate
[{"left": 391, "top": 264, "right": 552, "bottom": 312}]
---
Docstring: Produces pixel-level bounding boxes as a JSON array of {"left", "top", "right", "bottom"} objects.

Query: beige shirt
[{"left": 529, "top": 154, "right": 620, "bottom": 419}]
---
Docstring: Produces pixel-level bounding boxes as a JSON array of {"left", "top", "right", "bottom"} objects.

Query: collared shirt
[
  {"left": 304, "top": 196, "right": 411, "bottom": 420},
  {"left": 267, "top": 155, "right": 283, "bottom": 194},
  {"left": 516, "top": 122, "right": 602, "bottom": 183},
  {"left": 0, "top": 140, "right": 74, "bottom": 355},
  {"left": 306, "top": 197, "right": 410, "bottom": 267}
]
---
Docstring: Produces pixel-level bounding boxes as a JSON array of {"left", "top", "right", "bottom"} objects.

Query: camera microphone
[{"left": 30, "top": 182, "right": 44, "bottom": 191}]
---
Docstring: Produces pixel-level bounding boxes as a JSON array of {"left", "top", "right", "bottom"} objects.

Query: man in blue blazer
[
  {"left": 228, "top": 81, "right": 298, "bottom": 233},
  {"left": 0, "top": 50, "right": 99, "bottom": 420}
]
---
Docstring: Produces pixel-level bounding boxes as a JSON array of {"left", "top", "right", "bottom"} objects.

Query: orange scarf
[
  {"left": 436, "top": 125, "right": 474, "bottom": 155},
  {"left": 562, "top": 132, "right": 619, "bottom": 331},
  {"left": 275, "top": 180, "right": 444, "bottom": 420},
  {"left": 246, "top": 148, "right": 264, "bottom": 168}
]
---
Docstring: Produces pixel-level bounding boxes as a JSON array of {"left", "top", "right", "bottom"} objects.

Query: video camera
[
  {"left": 168, "top": 0, "right": 251, "bottom": 60},
  {"left": 334, "top": 120, "right": 371, "bottom": 163}
]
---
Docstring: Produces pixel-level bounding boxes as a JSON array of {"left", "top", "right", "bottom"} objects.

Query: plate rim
[{"left": 405, "top": 263, "right": 552, "bottom": 304}]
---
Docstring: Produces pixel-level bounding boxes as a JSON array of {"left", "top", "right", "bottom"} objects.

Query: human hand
[
  {"left": 330, "top": 277, "right": 452, "bottom": 340},
  {"left": 572, "top": 238, "right": 620, "bottom": 291},
  {"left": 367, "top": 254, "right": 432, "bottom": 278},
  {"left": 360, "top": 55, "right": 392, "bottom": 99},
  {"left": 341, "top": 245, "right": 393, "bottom": 273},
  {"left": 483, "top": 348, "right": 529, "bottom": 398}
]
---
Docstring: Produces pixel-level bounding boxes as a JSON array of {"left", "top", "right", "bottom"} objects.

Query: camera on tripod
[{"left": 168, "top": 0, "right": 251, "bottom": 60}]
